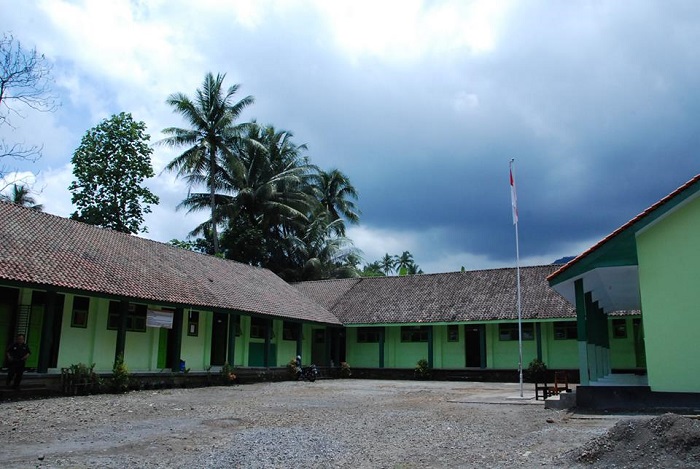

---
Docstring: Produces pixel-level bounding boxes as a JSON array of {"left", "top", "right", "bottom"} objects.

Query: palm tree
[
  {"left": 310, "top": 169, "right": 360, "bottom": 236},
  {"left": 296, "top": 211, "right": 361, "bottom": 281},
  {"left": 178, "top": 124, "right": 314, "bottom": 267},
  {"left": 396, "top": 250, "right": 419, "bottom": 275},
  {"left": 361, "top": 261, "right": 385, "bottom": 277},
  {"left": 380, "top": 253, "right": 396, "bottom": 276},
  {"left": 160, "top": 72, "right": 254, "bottom": 254},
  {"left": 1, "top": 184, "right": 43, "bottom": 210}
]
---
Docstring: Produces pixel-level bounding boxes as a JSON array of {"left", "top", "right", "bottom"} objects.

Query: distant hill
[{"left": 553, "top": 256, "right": 576, "bottom": 264}]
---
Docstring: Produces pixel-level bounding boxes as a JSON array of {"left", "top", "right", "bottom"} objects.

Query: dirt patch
[{"left": 562, "top": 413, "right": 700, "bottom": 468}]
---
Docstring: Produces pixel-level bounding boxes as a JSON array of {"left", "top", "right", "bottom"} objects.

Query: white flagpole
[{"left": 510, "top": 159, "right": 523, "bottom": 397}]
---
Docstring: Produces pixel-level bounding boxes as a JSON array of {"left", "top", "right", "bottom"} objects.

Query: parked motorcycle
[{"left": 297, "top": 364, "right": 318, "bottom": 382}]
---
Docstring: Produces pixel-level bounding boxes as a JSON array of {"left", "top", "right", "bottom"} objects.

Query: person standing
[{"left": 6, "top": 334, "right": 31, "bottom": 389}]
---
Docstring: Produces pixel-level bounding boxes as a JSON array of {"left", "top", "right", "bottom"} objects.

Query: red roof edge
[{"left": 548, "top": 173, "right": 700, "bottom": 282}]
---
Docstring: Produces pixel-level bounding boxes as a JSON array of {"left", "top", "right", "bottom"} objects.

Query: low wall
[{"left": 577, "top": 386, "right": 700, "bottom": 411}]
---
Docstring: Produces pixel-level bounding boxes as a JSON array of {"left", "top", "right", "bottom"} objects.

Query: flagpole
[{"left": 510, "top": 159, "right": 523, "bottom": 398}]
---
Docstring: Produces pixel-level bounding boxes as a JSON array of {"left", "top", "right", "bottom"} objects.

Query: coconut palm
[
  {"left": 380, "top": 253, "right": 397, "bottom": 276},
  {"left": 310, "top": 168, "right": 360, "bottom": 236},
  {"left": 395, "top": 251, "right": 417, "bottom": 275},
  {"left": 2, "top": 184, "right": 42, "bottom": 210},
  {"left": 178, "top": 124, "right": 314, "bottom": 267},
  {"left": 160, "top": 72, "right": 254, "bottom": 254},
  {"left": 295, "top": 211, "right": 361, "bottom": 281}
]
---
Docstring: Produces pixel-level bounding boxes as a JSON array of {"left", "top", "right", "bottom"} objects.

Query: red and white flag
[{"left": 510, "top": 163, "right": 518, "bottom": 225}]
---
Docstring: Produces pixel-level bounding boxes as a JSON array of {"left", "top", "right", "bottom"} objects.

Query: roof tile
[
  {"left": 295, "top": 265, "right": 574, "bottom": 324},
  {"left": 0, "top": 202, "right": 340, "bottom": 325}
]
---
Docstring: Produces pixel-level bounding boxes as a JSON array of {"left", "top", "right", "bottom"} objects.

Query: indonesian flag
[{"left": 510, "top": 164, "right": 518, "bottom": 225}]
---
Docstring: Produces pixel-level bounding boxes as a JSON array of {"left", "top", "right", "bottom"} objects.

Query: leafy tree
[
  {"left": 1, "top": 183, "right": 42, "bottom": 210},
  {"left": 68, "top": 112, "right": 159, "bottom": 234},
  {"left": 168, "top": 237, "right": 212, "bottom": 254},
  {"left": 0, "top": 33, "right": 58, "bottom": 186},
  {"left": 310, "top": 168, "right": 360, "bottom": 236},
  {"left": 161, "top": 72, "right": 254, "bottom": 254}
]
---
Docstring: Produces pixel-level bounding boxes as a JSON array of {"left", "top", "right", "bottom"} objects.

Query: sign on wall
[{"left": 146, "top": 309, "right": 174, "bottom": 329}]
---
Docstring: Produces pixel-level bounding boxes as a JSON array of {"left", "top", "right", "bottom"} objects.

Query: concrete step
[{"left": 544, "top": 390, "right": 576, "bottom": 410}]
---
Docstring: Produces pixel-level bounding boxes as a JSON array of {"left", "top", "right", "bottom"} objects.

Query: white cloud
[
  {"left": 32, "top": 164, "right": 74, "bottom": 217},
  {"left": 347, "top": 225, "right": 421, "bottom": 264},
  {"left": 315, "top": 0, "right": 513, "bottom": 63}
]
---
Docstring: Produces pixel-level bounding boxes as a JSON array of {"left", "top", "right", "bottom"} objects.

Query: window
[
  {"left": 107, "top": 302, "right": 147, "bottom": 332},
  {"left": 357, "top": 327, "right": 381, "bottom": 343},
  {"left": 250, "top": 317, "right": 271, "bottom": 339},
  {"left": 283, "top": 321, "right": 301, "bottom": 341},
  {"left": 553, "top": 321, "right": 577, "bottom": 340},
  {"left": 447, "top": 325, "right": 459, "bottom": 342},
  {"left": 401, "top": 326, "right": 429, "bottom": 342},
  {"left": 187, "top": 310, "right": 199, "bottom": 337},
  {"left": 71, "top": 296, "right": 90, "bottom": 328},
  {"left": 612, "top": 319, "right": 627, "bottom": 338},
  {"left": 499, "top": 323, "right": 534, "bottom": 341}
]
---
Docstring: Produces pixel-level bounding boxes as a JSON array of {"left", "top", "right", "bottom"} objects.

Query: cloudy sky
[{"left": 1, "top": 0, "right": 698, "bottom": 274}]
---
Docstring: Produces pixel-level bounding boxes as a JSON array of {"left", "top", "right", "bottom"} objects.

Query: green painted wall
[
  {"left": 607, "top": 317, "right": 639, "bottom": 369},
  {"left": 0, "top": 287, "right": 638, "bottom": 376},
  {"left": 637, "top": 195, "right": 700, "bottom": 392},
  {"left": 488, "top": 322, "right": 538, "bottom": 369},
  {"left": 540, "top": 323, "right": 576, "bottom": 369},
  {"left": 345, "top": 327, "right": 381, "bottom": 367},
  {"left": 437, "top": 325, "right": 465, "bottom": 368},
  {"left": 180, "top": 310, "right": 209, "bottom": 370},
  {"left": 345, "top": 322, "right": 585, "bottom": 371},
  {"left": 58, "top": 295, "right": 96, "bottom": 367}
]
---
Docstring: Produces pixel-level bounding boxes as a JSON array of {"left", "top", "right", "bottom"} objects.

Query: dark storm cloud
[{"left": 3, "top": 1, "right": 698, "bottom": 271}]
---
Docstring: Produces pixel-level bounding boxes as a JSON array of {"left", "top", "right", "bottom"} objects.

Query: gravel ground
[{"left": 0, "top": 379, "right": 674, "bottom": 468}]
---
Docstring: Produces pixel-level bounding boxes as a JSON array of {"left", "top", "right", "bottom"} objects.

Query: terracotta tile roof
[
  {"left": 548, "top": 173, "right": 700, "bottom": 283},
  {"left": 294, "top": 265, "right": 574, "bottom": 324},
  {"left": 0, "top": 202, "right": 340, "bottom": 325}
]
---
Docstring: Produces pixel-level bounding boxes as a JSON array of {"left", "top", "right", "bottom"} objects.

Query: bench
[{"left": 535, "top": 371, "right": 569, "bottom": 400}]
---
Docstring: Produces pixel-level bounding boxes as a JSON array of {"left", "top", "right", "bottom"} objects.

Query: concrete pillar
[
  {"left": 37, "top": 290, "right": 57, "bottom": 373},
  {"left": 575, "top": 279, "right": 589, "bottom": 385},
  {"left": 170, "top": 307, "right": 183, "bottom": 372},
  {"left": 114, "top": 300, "right": 129, "bottom": 366},
  {"left": 379, "top": 327, "right": 385, "bottom": 368},
  {"left": 227, "top": 313, "right": 238, "bottom": 366},
  {"left": 427, "top": 325, "right": 434, "bottom": 369}
]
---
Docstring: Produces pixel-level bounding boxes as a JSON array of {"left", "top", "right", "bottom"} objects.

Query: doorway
[
  {"left": 210, "top": 312, "right": 229, "bottom": 366},
  {"left": 311, "top": 328, "right": 326, "bottom": 365},
  {"left": 465, "top": 325, "right": 485, "bottom": 368}
]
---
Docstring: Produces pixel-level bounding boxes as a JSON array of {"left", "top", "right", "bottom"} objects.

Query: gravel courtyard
[{"left": 0, "top": 379, "right": 667, "bottom": 468}]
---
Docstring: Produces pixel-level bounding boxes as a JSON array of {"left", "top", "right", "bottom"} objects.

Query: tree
[
  {"left": 0, "top": 33, "right": 57, "bottom": 183},
  {"left": 68, "top": 112, "right": 159, "bottom": 234},
  {"left": 161, "top": 72, "right": 254, "bottom": 254},
  {"left": 310, "top": 168, "right": 360, "bottom": 236},
  {"left": 295, "top": 212, "right": 361, "bottom": 281},
  {"left": 177, "top": 123, "right": 313, "bottom": 266},
  {"left": 380, "top": 253, "right": 397, "bottom": 276},
  {"left": 395, "top": 251, "right": 414, "bottom": 274},
  {"left": 361, "top": 261, "right": 385, "bottom": 277},
  {"left": 1, "top": 183, "right": 42, "bottom": 210}
]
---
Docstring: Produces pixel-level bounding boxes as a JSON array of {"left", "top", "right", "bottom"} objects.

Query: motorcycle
[{"left": 297, "top": 364, "right": 318, "bottom": 382}]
